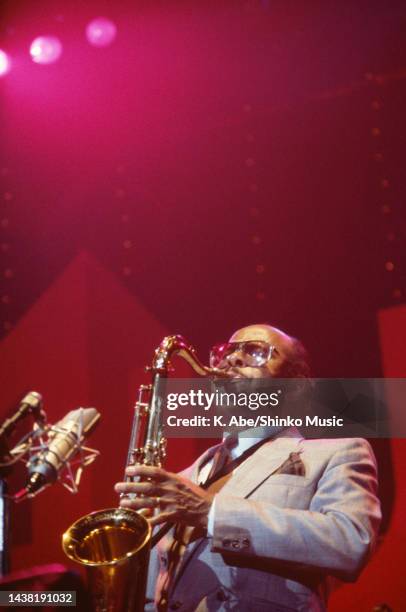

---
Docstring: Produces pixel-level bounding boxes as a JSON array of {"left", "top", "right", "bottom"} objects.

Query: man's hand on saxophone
[{"left": 114, "top": 465, "right": 214, "bottom": 529}]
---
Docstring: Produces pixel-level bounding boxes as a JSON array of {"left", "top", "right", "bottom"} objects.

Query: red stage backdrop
[{"left": 329, "top": 304, "right": 406, "bottom": 611}]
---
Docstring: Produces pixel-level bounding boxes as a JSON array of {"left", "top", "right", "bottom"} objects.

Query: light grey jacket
[{"left": 146, "top": 428, "right": 381, "bottom": 611}]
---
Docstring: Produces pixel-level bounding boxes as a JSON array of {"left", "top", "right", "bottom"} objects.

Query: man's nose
[{"left": 227, "top": 351, "right": 244, "bottom": 368}]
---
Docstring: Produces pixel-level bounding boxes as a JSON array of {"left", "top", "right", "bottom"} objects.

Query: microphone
[
  {"left": 0, "top": 392, "right": 44, "bottom": 440},
  {"left": 14, "top": 407, "right": 100, "bottom": 502}
]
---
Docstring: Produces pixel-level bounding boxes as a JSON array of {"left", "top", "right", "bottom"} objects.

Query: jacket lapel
[
  {"left": 189, "top": 441, "right": 223, "bottom": 484},
  {"left": 189, "top": 428, "right": 304, "bottom": 494},
  {"left": 215, "top": 428, "right": 304, "bottom": 499}
]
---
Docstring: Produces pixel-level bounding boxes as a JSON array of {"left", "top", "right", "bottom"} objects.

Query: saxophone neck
[{"left": 151, "top": 334, "right": 229, "bottom": 378}]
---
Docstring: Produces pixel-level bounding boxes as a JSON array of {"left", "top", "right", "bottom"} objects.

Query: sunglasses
[{"left": 210, "top": 341, "right": 277, "bottom": 370}]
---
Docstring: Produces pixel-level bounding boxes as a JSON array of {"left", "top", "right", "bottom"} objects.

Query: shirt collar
[{"left": 223, "top": 425, "right": 286, "bottom": 459}]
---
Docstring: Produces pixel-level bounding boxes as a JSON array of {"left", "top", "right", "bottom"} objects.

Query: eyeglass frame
[{"left": 209, "top": 340, "right": 278, "bottom": 370}]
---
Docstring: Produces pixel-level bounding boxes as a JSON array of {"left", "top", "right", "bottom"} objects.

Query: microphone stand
[
  {"left": 0, "top": 393, "right": 44, "bottom": 577},
  {"left": 0, "top": 479, "right": 10, "bottom": 577},
  {"left": 0, "top": 399, "right": 100, "bottom": 578},
  {"left": 0, "top": 438, "right": 13, "bottom": 577}
]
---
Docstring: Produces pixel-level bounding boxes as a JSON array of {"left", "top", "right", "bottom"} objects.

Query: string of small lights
[
  {"left": 367, "top": 71, "right": 404, "bottom": 304},
  {"left": 1, "top": 166, "right": 13, "bottom": 335},
  {"left": 243, "top": 102, "right": 266, "bottom": 303},
  {"left": 115, "top": 167, "right": 159, "bottom": 283},
  {"left": 115, "top": 163, "right": 134, "bottom": 281}
]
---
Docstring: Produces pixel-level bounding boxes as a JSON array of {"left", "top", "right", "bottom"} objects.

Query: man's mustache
[{"left": 226, "top": 368, "right": 248, "bottom": 379}]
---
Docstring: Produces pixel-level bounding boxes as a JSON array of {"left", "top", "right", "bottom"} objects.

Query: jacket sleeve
[
  {"left": 211, "top": 438, "right": 381, "bottom": 580},
  {"left": 144, "top": 532, "right": 160, "bottom": 611}
]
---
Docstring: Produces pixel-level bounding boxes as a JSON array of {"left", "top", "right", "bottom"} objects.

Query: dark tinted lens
[
  {"left": 243, "top": 342, "right": 269, "bottom": 365},
  {"left": 210, "top": 343, "right": 235, "bottom": 367}
]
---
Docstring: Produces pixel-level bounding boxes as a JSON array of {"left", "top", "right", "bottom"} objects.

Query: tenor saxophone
[{"left": 62, "top": 335, "right": 227, "bottom": 612}]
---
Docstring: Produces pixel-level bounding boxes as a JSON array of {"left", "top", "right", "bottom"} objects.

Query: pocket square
[{"left": 273, "top": 451, "right": 305, "bottom": 476}]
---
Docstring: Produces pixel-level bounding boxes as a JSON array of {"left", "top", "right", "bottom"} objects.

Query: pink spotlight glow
[
  {"left": 30, "top": 36, "right": 63, "bottom": 65},
  {"left": 86, "top": 17, "right": 117, "bottom": 47},
  {"left": 0, "top": 50, "right": 11, "bottom": 76}
]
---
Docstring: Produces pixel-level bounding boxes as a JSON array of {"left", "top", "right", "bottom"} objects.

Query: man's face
[{"left": 223, "top": 324, "right": 294, "bottom": 379}]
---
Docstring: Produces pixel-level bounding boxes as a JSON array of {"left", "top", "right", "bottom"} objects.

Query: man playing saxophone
[{"left": 115, "top": 323, "right": 381, "bottom": 611}]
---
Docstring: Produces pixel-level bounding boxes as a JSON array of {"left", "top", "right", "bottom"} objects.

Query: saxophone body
[{"left": 62, "top": 335, "right": 225, "bottom": 612}]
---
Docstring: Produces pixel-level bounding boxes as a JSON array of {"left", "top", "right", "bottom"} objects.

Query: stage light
[
  {"left": 0, "top": 50, "right": 11, "bottom": 77},
  {"left": 86, "top": 17, "right": 117, "bottom": 47},
  {"left": 30, "top": 36, "right": 63, "bottom": 65}
]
